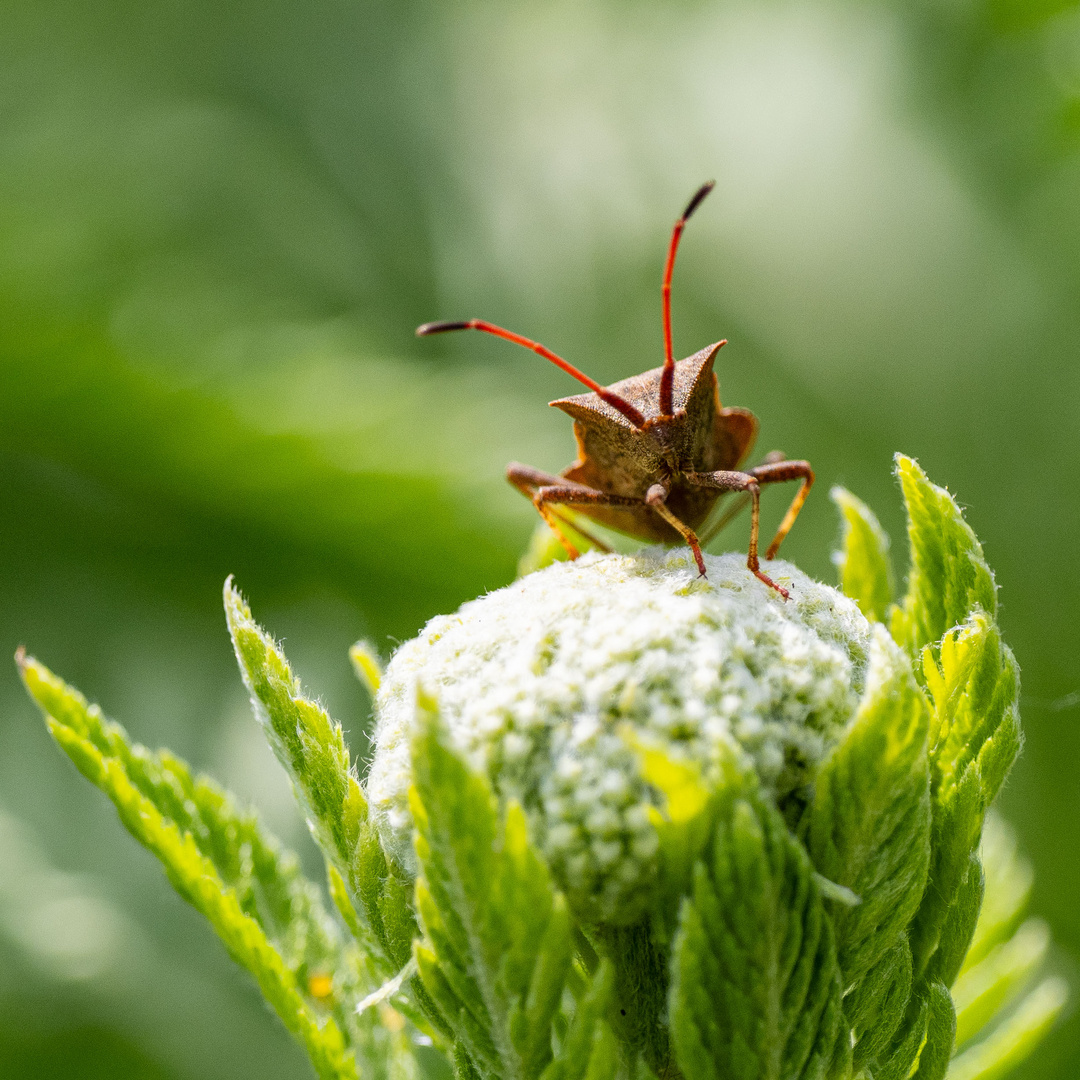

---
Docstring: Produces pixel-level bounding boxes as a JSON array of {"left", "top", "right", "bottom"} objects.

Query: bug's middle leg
[
  {"left": 746, "top": 458, "right": 815, "bottom": 561},
  {"left": 684, "top": 469, "right": 789, "bottom": 598},
  {"left": 697, "top": 451, "right": 787, "bottom": 546},
  {"left": 506, "top": 462, "right": 617, "bottom": 558}
]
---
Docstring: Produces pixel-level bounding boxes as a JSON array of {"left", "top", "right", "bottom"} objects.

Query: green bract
[{"left": 18, "top": 455, "right": 1065, "bottom": 1080}]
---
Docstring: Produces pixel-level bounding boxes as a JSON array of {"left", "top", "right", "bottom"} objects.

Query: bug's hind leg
[
  {"left": 684, "top": 469, "right": 790, "bottom": 598},
  {"left": 747, "top": 458, "right": 815, "bottom": 560},
  {"left": 697, "top": 452, "right": 787, "bottom": 546},
  {"left": 506, "top": 462, "right": 615, "bottom": 558}
]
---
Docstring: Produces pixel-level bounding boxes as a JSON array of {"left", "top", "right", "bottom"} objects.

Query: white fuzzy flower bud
[{"left": 368, "top": 549, "right": 873, "bottom": 923}]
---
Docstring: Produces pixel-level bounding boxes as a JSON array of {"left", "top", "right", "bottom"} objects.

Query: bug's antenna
[
  {"left": 417, "top": 319, "right": 647, "bottom": 428},
  {"left": 659, "top": 180, "right": 715, "bottom": 417}
]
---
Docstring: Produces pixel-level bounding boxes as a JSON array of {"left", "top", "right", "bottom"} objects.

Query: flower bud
[{"left": 368, "top": 549, "right": 873, "bottom": 923}]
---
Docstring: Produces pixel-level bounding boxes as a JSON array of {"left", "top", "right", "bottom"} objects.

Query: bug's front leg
[
  {"left": 683, "top": 469, "right": 789, "bottom": 598},
  {"left": 644, "top": 483, "right": 707, "bottom": 577},
  {"left": 506, "top": 462, "right": 617, "bottom": 558}
]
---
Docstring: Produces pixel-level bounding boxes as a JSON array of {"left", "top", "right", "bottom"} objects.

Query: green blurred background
[{"left": 1, "top": 0, "right": 1078, "bottom": 1076}]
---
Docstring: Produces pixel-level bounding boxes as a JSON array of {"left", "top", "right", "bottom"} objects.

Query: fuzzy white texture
[{"left": 367, "top": 548, "right": 873, "bottom": 923}]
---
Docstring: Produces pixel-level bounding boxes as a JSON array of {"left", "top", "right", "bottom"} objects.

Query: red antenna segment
[
  {"left": 659, "top": 180, "right": 715, "bottom": 417},
  {"left": 416, "top": 319, "right": 648, "bottom": 428}
]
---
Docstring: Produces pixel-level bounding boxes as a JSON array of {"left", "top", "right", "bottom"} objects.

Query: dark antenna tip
[
  {"left": 682, "top": 180, "right": 716, "bottom": 222},
  {"left": 416, "top": 320, "right": 471, "bottom": 337}
]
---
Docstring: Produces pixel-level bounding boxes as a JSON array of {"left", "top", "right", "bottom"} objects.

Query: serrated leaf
[
  {"left": 225, "top": 579, "right": 357, "bottom": 866},
  {"left": 876, "top": 995, "right": 929, "bottom": 1080},
  {"left": 610, "top": 739, "right": 746, "bottom": 1071},
  {"left": 542, "top": 961, "right": 618, "bottom": 1080},
  {"left": 847, "top": 936, "right": 913, "bottom": 1073},
  {"left": 911, "top": 768, "right": 984, "bottom": 982},
  {"left": 18, "top": 653, "right": 358, "bottom": 1080},
  {"left": 923, "top": 616, "right": 1021, "bottom": 811},
  {"left": 911, "top": 615, "right": 1021, "bottom": 981},
  {"left": 630, "top": 735, "right": 738, "bottom": 937},
  {"left": 913, "top": 981, "right": 956, "bottom": 1080},
  {"left": 831, "top": 486, "right": 894, "bottom": 622},
  {"left": 224, "top": 579, "right": 418, "bottom": 977},
  {"left": 590, "top": 921, "right": 670, "bottom": 1073},
  {"left": 411, "top": 699, "right": 572, "bottom": 1080},
  {"left": 19, "top": 653, "right": 346, "bottom": 982},
  {"left": 669, "top": 783, "right": 842, "bottom": 1080},
  {"left": 889, "top": 455, "right": 996, "bottom": 658},
  {"left": 808, "top": 626, "right": 931, "bottom": 997},
  {"left": 926, "top": 854, "right": 984, "bottom": 990}
]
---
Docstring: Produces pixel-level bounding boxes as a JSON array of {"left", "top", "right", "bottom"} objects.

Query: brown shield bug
[{"left": 417, "top": 182, "right": 813, "bottom": 598}]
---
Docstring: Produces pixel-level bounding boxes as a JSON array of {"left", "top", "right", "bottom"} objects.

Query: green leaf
[
  {"left": 18, "top": 652, "right": 358, "bottom": 1080},
  {"left": 630, "top": 734, "right": 737, "bottom": 936},
  {"left": 350, "top": 640, "right": 384, "bottom": 698},
  {"left": 831, "top": 486, "right": 894, "bottom": 622},
  {"left": 808, "top": 627, "right": 931, "bottom": 998},
  {"left": 923, "top": 616, "right": 1021, "bottom": 813},
  {"left": 614, "top": 738, "right": 745, "bottom": 1072},
  {"left": 889, "top": 455, "right": 996, "bottom": 658},
  {"left": 846, "top": 936, "right": 913, "bottom": 1073},
  {"left": 225, "top": 578, "right": 358, "bottom": 870},
  {"left": 590, "top": 921, "right": 670, "bottom": 1074},
  {"left": 876, "top": 995, "right": 929, "bottom": 1080},
  {"left": 913, "top": 982, "right": 957, "bottom": 1080},
  {"left": 224, "top": 579, "right": 418, "bottom": 977},
  {"left": 411, "top": 697, "right": 573, "bottom": 1080},
  {"left": 926, "top": 854, "right": 984, "bottom": 990},
  {"left": 946, "top": 978, "right": 1067, "bottom": 1080},
  {"left": 669, "top": 781, "right": 843, "bottom": 1080},
  {"left": 541, "top": 961, "right": 619, "bottom": 1080},
  {"left": 911, "top": 615, "right": 1022, "bottom": 980}
]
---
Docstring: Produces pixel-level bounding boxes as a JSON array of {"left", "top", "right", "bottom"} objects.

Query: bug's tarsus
[
  {"left": 414, "top": 318, "right": 647, "bottom": 428},
  {"left": 660, "top": 180, "right": 716, "bottom": 417}
]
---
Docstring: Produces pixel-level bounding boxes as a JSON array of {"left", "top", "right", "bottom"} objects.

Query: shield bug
[{"left": 417, "top": 181, "right": 813, "bottom": 598}]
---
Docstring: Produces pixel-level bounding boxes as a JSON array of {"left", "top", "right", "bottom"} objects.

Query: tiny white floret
[{"left": 367, "top": 549, "right": 872, "bottom": 923}]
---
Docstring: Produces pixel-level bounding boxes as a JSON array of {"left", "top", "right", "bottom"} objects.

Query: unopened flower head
[{"left": 368, "top": 549, "right": 873, "bottom": 923}]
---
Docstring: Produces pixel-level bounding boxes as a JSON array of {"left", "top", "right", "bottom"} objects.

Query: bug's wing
[{"left": 715, "top": 407, "right": 758, "bottom": 470}]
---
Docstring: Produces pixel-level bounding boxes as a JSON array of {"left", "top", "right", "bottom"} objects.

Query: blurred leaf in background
[{"left": 1, "top": 0, "right": 1078, "bottom": 1077}]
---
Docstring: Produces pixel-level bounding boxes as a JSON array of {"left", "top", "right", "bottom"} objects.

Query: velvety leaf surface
[
  {"left": 19, "top": 652, "right": 358, "bottom": 1080},
  {"left": 831, "top": 485, "right": 894, "bottom": 623},
  {"left": 669, "top": 781, "right": 842, "bottom": 1080},
  {"left": 410, "top": 702, "right": 573, "bottom": 1080}
]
